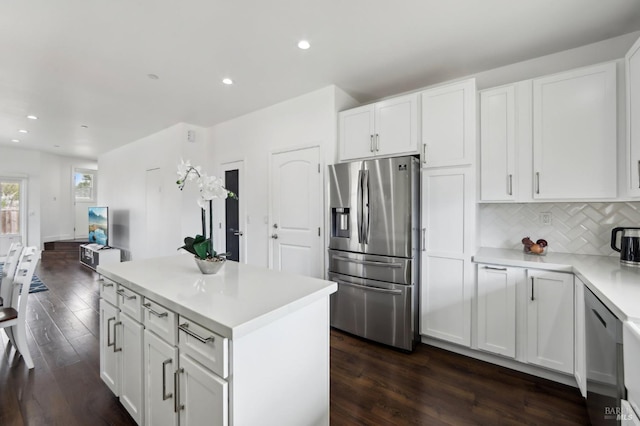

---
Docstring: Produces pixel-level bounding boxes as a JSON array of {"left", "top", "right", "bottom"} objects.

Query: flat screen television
[{"left": 88, "top": 206, "right": 109, "bottom": 246}]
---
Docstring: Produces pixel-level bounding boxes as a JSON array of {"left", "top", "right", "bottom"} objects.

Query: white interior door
[
  {"left": 145, "top": 168, "right": 164, "bottom": 258},
  {"left": 269, "top": 147, "right": 321, "bottom": 278}
]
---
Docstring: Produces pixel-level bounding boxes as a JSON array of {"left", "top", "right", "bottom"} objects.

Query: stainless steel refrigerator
[{"left": 328, "top": 156, "right": 419, "bottom": 351}]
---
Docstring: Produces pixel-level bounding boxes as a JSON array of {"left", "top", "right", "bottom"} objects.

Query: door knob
[
  {"left": 273, "top": 223, "right": 278, "bottom": 229},
  {"left": 271, "top": 234, "right": 278, "bottom": 239}
]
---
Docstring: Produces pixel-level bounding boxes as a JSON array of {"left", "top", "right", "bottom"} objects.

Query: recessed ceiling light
[
  {"left": 54, "top": 145, "right": 60, "bottom": 148},
  {"left": 18, "top": 129, "right": 28, "bottom": 134},
  {"left": 81, "top": 125, "right": 89, "bottom": 129},
  {"left": 27, "top": 115, "right": 38, "bottom": 120},
  {"left": 11, "top": 139, "right": 19, "bottom": 143},
  {"left": 147, "top": 73, "right": 159, "bottom": 80},
  {"left": 297, "top": 40, "right": 310, "bottom": 50},
  {"left": 222, "top": 78, "right": 233, "bottom": 85}
]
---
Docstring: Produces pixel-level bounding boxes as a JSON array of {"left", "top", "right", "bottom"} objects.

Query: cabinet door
[
  {"left": 532, "top": 62, "right": 616, "bottom": 200},
  {"left": 574, "top": 276, "right": 586, "bottom": 398},
  {"left": 144, "top": 330, "right": 179, "bottom": 426},
  {"left": 99, "top": 299, "right": 120, "bottom": 396},
  {"left": 420, "top": 167, "right": 475, "bottom": 347},
  {"left": 480, "top": 85, "right": 516, "bottom": 201},
  {"left": 476, "top": 264, "right": 516, "bottom": 357},
  {"left": 526, "top": 270, "right": 574, "bottom": 374},
  {"left": 119, "top": 313, "right": 144, "bottom": 425},
  {"left": 421, "top": 79, "right": 476, "bottom": 168},
  {"left": 374, "top": 94, "right": 419, "bottom": 157},
  {"left": 627, "top": 35, "right": 640, "bottom": 196},
  {"left": 339, "top": 105, "right": 375, "bottom": 161},
  {"left": 178, "top": 354, "right": 228, "bottom": 426}
]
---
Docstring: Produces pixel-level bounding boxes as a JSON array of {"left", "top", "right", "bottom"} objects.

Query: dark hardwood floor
[{"left": 0, "top": 257, "right": 589, "bottom": 425}]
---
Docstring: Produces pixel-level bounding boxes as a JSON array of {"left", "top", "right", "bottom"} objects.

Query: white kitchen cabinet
[
  {"left": 420, "top": 166, "right": 475, "bottom": 347},
  {"left": 476, "top": 264, "right": 518, "bottom": 358},
  {"left": 532, "top": 62, "right": 617, "bottom": 200},
  {"left": 99, "top": 288, "right": 145, "bottom": 425},
  {"left": 626, "top": 35, "right": 640, "bottom": 196},
  {"left": 526, "top": 270, "right": 574, "bottom": 374},
  {"left": 338, "top": 93, "right": 418, "bottom": 161},
  {"left": 178, "top": 353, "right": 228, "bottom": 426},
  {"left": 574, "top": 276, "right": 587, "bottom": 398},
  {"left": 421, "top": 79, "right": 476, "bottom": 168},
  {"left": 144, "top": 329, "right": 179, "bottom": 426}
]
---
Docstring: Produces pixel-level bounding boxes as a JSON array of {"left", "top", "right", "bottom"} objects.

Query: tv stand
[{"left": 80, "top": 244, "right": 121, "bottom": 271}]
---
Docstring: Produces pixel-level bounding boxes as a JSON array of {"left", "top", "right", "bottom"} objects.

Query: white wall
[
  {"left": 98, "top": 123, "right": 207, "bottom": 260},
  {"left": 0, "top": 145, "right": 97, "bottom": 249},
  {"left": 206, "top": 85, "right": 357, "bottom": 268}
]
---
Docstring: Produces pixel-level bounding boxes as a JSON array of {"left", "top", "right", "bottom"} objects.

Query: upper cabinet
[
  {"left": 479, "top": 62, "right": 617, "bottom": 202},
  {"left": 627, "top": 35, "right": 640, "bottom": 196},
  {"left": 338, "top": 93, "right": 418, "bottom": 161},
  {"left": 532, "top": 62, "right": 617, "bottom": 200},
  {"left": 421, "top": 79, "right": 476, "bottom": 168}
]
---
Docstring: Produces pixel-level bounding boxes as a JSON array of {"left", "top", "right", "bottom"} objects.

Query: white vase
[{"left": 194, "top": 257, "right": 225, "bottom": 274}]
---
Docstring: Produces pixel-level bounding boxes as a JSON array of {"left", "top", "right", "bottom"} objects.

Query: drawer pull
[
  {"left": 332, "top": 254, "right": 402, "bottom": 268},
  {"left": 483, "top": 266, "right": 507, "bottom": 271},
  {"left": 178, "top": 323, "right": 215, "bottom": 344},
  {"left": 102, "top": 282, "right": 114, "bottom": 288},
  {"left": 143, "top": 303, "right": 168, "bottom": 318},
  {"left": 116, "top": 289, "right": 136, "bottom": 300},
  {"left": 162, "top": 359, "right": 173, "bottom": 401}
]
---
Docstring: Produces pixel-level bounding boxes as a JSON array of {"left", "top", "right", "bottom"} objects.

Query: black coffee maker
[{"left": 611, "top": 227, "right": 640, "bottom": 266}]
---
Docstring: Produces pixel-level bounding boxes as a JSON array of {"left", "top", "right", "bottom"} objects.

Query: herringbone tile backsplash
[{"left": 479, "top": 202, "right": 640, "bottom": 256}]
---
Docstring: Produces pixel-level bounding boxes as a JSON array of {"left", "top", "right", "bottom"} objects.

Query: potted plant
[{"left": 176, "top": 160, "right": 237, "bottom": 274}]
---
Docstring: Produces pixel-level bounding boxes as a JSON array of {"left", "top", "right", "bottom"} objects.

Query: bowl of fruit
[{"left": 522, "top": 237, "right": 548, "bottom": 255}]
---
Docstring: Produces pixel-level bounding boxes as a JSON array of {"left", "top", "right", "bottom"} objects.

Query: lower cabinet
[
  {"left": 178, "top": 353, "right": 228, "bottom": 426},
  {"left": 475, "top": 264, "right": 574, "bottom": 376},
  {"left": 144, "top": 329, "right": 178, "bottom": 426},
  {"left": 574, "top": 276, "right": 587, "bottom": 397},
  {"left": 99, "top": 297, "right": 144, "bottom": 425}
]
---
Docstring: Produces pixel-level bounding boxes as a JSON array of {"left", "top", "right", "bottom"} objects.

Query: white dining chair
[
  {"left": 0, "top": 246, "right": 39, "bottom": 369},
  {"left": 0, "top": 242, "right": 23, "bottom": 307}
]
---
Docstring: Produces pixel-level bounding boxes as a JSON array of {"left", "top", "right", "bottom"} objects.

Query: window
[
  {"left": 75, "top": 170, "right": 96, "bottom": 201},
  {"left": 1, "top": 181, "right": 21, "bottom": 235}
]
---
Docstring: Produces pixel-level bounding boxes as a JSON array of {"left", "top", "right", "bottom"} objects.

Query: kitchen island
[{"left": 97, "top": 254, "right": 337, "bottom": 426}]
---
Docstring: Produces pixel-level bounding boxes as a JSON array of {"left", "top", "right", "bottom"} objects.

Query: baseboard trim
[{"left": 420, "top": 335, "right": 579, "bottom": 389}]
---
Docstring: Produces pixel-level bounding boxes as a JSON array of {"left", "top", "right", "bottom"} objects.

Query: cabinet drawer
[
  {"left": 117, "top": 285, "right": 142, "bottom": 322},
  {"left": 178, "top": 316, "right": 228, "bottom": 379},
  {"left": 99, "top": 277, "right": 118, "bottom": 305},
  {"left": 143, "top": 298, "right": 177, "bottom": 345}
]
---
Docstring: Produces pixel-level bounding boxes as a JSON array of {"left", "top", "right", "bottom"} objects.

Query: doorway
[
  {"left": 221, "top": 160, "right": 245, "bottom": 263},
  {"left": 0, "top": 178, "right": 26, "bottom": 255}
]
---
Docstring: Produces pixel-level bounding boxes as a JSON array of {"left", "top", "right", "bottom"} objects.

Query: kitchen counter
[
  {"left": 473, "top": 247, "right": 640, "bottom": 321},
  {"left": 97, "top": 253, "right": 337, "bottom": 339}
]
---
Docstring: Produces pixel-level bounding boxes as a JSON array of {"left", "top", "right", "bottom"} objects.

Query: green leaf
[{"left": 193, "top": 238, "right": 210, "bottom": 259}]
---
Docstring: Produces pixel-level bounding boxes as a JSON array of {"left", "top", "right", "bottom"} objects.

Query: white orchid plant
[{"left": 176, "top": 159, "right": 237, "bottom": 261}]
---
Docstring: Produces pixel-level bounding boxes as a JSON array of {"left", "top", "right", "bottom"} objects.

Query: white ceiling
[{"left": 1, "top": 0, "right": 640, "bottom": 160}]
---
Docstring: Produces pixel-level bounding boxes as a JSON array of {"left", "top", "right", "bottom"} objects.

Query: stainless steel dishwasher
[{"left": 585, "top": 286, "right": 625, "bottom": 425}]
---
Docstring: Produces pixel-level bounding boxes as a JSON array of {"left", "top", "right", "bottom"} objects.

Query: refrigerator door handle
[
  {"left": 362, "top": 169, "right": 370, "bottom": 244},
  {"left": 357, "top": 169, "right": 364, "bottom": 243},
  {"left": 334, "top": 279, "right": 403, "bottom": 295},
  {"left": 331, "top": 254, "right": 403, "bottom": 268}
]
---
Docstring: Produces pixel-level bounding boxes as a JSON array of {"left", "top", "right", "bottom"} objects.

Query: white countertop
[
  {"left": 473, "top": 247, "right": 640, "bottom": 322},
  {"left": 97, "top": 254, "right": 337, "bottom": 339}
]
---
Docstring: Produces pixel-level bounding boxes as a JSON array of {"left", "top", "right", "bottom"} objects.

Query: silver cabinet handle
[
  {"left": 332, "top": 254, "right": 402, "bottom": 268},
  {"left": 370, "top": 134, "right": 374, "bottom": 152},
  {"left": 107, "top": 317, "right": 116, "bottom": 347},
  {"left": 117, "top": 289, "right": 136, "bottom": 300},
  {"left": 508, "top": 174, "right": 513, "bottom": 196},
  {"left": 531, "top": 277, "right": 535, "bottom": 301},
  {"left": 422, "top": 144, "right": 427, "bottom": 164},
  {"left": 535, "top": 172, "right": 540, "bottom": 194},
  {"left": 591, "top": 309, "right": 607, "bottom": 328},
  {"left": 162, "top": 359, "right": 173, "bottom": 401},
  {"left": 375, "top": 133, "right": 380, "bottom": 151},
  {"left": 102, "top": 281, "right": 114, "bottom": 288},
  {"left": 113, "top": 321, "right": 122, "bottom": 352},
  {"left": 174, "top": 368, "right": 184, "bottom": 412},
  {"left": 143, "top": 303, "right": 168, "bottom": 318},
  {"left": 483, "top": 266, "right": 507, "bottom": 271},
  {"left": 178, "top": 323, "right": 215, "bottom": 344},
  {"left": 334, "top": 279, "right": 403, "bottom": 295},
  {"left": 422, "top": 228, "right": 426, "bottom": 251}
]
